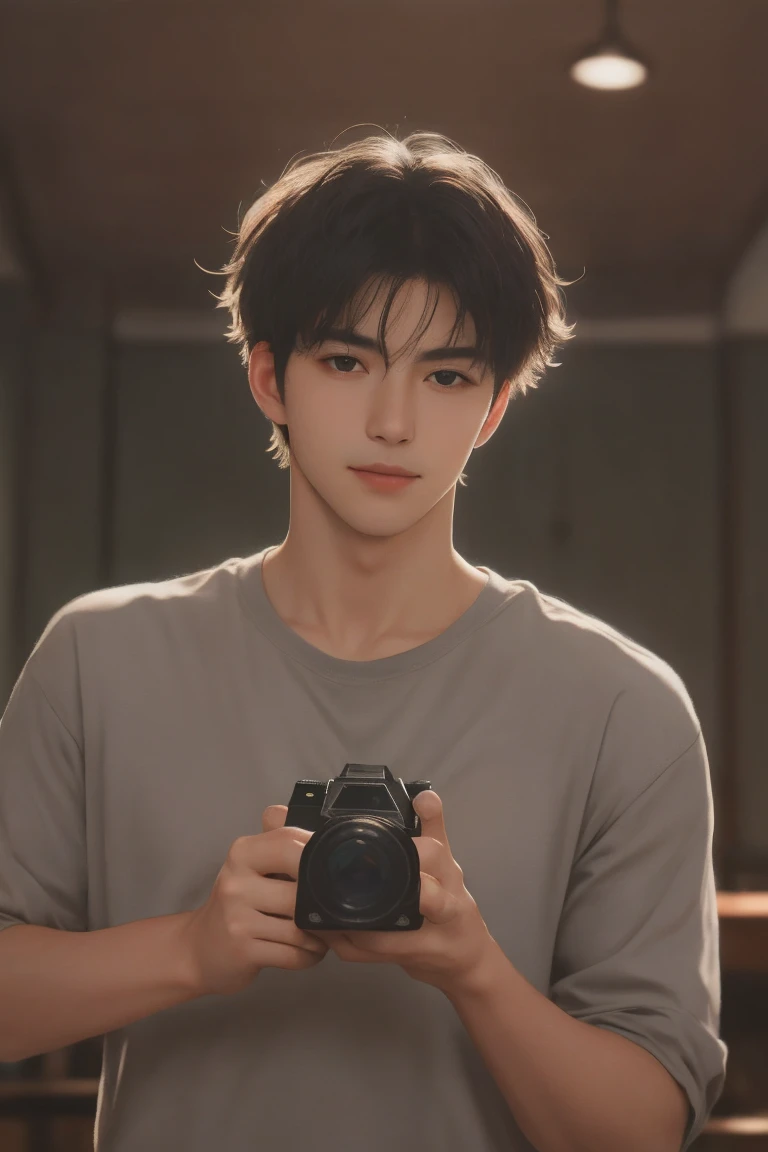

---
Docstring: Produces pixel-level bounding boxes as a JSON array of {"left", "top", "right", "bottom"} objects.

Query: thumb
[{"left": 262, "top": 804, "right": 289, "bottom": 833}]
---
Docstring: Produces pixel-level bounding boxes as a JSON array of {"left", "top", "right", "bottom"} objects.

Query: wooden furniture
[
  {"left": 695, "top": 1116, "right": 768, "bottom": 1152},
  {"left": 718, "top": 893, "right": 768, "bottom": 974},
  {"left": 0, "top": 1079, "right": 99, "bottom": 1117}
]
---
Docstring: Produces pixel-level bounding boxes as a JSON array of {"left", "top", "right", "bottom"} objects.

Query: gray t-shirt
[{"left": 0, "top": 546, "right": 727, "bottom": 1151}]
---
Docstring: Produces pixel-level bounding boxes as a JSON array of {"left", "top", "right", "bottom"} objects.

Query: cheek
[
  {"left": 285, "top": 393, "right": 345, "bottom": 459},
  {"left": 428, "top": 422, "right": 483, "bottom": 469},
  {"left": 288, "top": 379, "right": 349, "bottom": 432},
  {"left": 429, "top": 399, "right": 488, "bottom": 447}
]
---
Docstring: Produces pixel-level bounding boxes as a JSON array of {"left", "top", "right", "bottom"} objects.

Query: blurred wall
[
  {"left": 0, "top": 282, "right": 31, "bottom": 710},
  {"left": 1, "top": 287, "right": 767, "bottom": 884}
]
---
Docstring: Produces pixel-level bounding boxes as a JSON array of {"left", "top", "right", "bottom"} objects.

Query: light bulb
[{"left": 570, "top": 49, "right": 648, "bottom": 90}]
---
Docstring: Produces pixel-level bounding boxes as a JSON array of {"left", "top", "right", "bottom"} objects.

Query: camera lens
[
  {"left": 307, "top": 818, "right": 412, "bottom": 922},
  {"left": 325, "top": 836, "right": 392, "bottom": 911}
]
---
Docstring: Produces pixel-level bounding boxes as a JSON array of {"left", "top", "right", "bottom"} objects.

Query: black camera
[{"left": 284, "top": 763, "right": 433, "bottom": 932}]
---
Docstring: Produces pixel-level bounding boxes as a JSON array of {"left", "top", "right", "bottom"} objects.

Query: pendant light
[{"left": 570, "top": 0, "right": 649, "bottom": 91}]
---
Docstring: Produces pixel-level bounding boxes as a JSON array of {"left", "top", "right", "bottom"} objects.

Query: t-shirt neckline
[{"left": 233, "top": 546, "right": 521, "bottom": 684}]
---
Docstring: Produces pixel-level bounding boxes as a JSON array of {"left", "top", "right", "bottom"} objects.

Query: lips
[
  {"left": 350, "top": 467, "right": 419, "bottom": 490},
  {"left": 351, "top": 466, "right": 419, "bottom": 477}
]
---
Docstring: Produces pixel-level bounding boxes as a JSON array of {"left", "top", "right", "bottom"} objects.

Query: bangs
[
  {"left": 213, "top": 131, "right": 575, "bottom": 471},
  {"left": 283, "top": 177, "right": 510, "bottom": 389},
  {"left": 298, "top": 275, "right": 488, "bottom": 382},
  {"left": 234, "top": 170, "right": 537, "bottom": 401}
]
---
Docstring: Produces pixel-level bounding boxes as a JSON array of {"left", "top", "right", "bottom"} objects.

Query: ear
[
  {"left": 248, "top": 342, "right": 288, "bottom": 426},
  {"left": 474, "top": 379, "right": 512, "bottom": 450}
]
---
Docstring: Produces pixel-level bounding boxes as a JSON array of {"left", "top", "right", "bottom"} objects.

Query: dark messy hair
[{"left": 213, "top": 130, "right": 575, "bottom": 484}]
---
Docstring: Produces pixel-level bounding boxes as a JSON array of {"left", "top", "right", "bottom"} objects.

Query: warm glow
[{"left": 570, "top": 50, "right": 648, "bottom": 90}]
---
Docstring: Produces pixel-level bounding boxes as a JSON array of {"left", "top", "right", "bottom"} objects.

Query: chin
[{"left": 332, "top": 504, "right": 423, "bottom": 539}]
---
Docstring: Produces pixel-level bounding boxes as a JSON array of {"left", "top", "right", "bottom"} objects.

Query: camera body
[{"left": 285, "top": 763, "right": 433, "bottom": 932}]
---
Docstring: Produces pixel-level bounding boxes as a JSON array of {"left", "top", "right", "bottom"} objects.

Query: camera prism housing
[{"left": 286, "top": 763, "right": 433, "bottom": 932}]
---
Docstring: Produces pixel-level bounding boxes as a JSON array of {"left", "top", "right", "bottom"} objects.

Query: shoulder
[
  {"left": 503, "top": 577, "right": 701, "bottom": 745},
  {"left": 26, "top": 556, "right": 244, "bottom": 684}
]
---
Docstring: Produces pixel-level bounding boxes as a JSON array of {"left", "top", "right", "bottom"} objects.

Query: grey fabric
[{"left": 0, "top": 546, "right": 727, "bottom": 1150}]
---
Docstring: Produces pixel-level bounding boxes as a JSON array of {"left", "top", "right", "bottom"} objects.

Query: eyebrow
[{"left": 320, "top": 327, "right": 484, "bottom": 365}]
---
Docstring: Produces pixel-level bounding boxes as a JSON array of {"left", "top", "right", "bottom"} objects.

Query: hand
[
  {"left": 178, "top": 810, "right": 330, "bottom": 997},
  {"left": 308, "top": 790, "right": 498, "bottom": 997}
]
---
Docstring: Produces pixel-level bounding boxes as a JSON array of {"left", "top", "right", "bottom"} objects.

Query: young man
[{"left": 0, "top": 132, "right": 725, "bottom": 1152}]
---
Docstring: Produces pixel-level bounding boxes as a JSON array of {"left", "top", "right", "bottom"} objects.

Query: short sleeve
[
  {"left": 0, "top": 646, "right": 88, "bottom": 935},
  {"left": 549, "top": 692, "right": 728, "bottom": 1151}
]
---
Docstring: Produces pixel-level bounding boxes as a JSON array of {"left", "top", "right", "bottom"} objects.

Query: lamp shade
[{"left": 570, "top": 43, "right": 649, "bottom": 90}]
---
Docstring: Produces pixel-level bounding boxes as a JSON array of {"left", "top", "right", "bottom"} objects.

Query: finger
[
  {"left": 261, "top": 804, "right": 288, "bottom": 834},
  {"left": 419, "top": 871, "right": 461, "bottom": 925},
  {"left": 311, "top": 929, "right": 372, "bottom": 961},
  {"left": 412, "top": 790, "right": 452, "bottom": 853},
  {"left": 414, "top": 836, "right": 461, "bottom": 894}
]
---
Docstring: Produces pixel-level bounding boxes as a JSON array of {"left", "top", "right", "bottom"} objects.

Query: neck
[{"left": 260, "top": 537, "right": 486, "bottom": 656}]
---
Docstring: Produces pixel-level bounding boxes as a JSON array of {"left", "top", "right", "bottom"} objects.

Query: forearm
[
  {"left": 0, "top": 913, "right": 201, "bottom": 1062},
  {"left": 442, "top": 942, "right": 688, "bottom": 1152}
]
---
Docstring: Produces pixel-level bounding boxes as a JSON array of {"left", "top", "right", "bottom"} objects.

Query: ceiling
[{"left": 0, "top": 0, "right": 766, "bottom": 320}]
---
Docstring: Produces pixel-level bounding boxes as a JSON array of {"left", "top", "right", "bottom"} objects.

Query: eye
[
  {"left": 321, "top": 355, "right": 475, "bottom": 390},
  {"left": 322, "top": 354, "right": 360, "bottom": 373},
  {"left": 429, "top": 369, "right": 474, "bottom": 390}
]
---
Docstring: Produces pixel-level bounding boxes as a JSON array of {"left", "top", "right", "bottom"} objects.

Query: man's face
[{"left": 256, "top": 278, "right": 508, "bottom": 540}]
